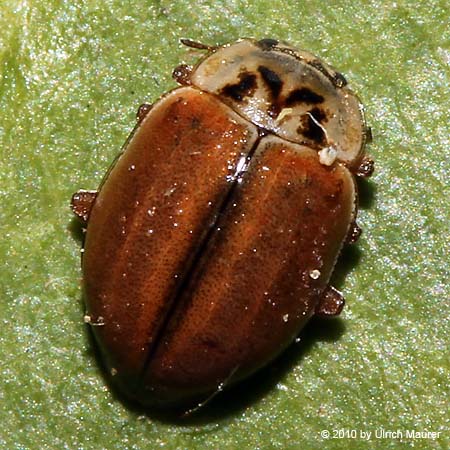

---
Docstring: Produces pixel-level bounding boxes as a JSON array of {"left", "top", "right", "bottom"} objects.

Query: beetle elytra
[{"left": 71, "top": 38, "right": 374, "bottom": 408}]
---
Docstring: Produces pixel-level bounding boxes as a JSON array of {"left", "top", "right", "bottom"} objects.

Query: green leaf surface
[{"left": 1, "top": 1, "right": 448, "bottom": 449}]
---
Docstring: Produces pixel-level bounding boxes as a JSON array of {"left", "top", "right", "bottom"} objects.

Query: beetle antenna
[{"left": 180, "top": 38, "right": 215, "bottom": 51}]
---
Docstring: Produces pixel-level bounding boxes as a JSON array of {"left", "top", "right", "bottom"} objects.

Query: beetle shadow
[
  {"left": 149, "top": 244, "right": 363, "bottom": 425},
  {"left": 71, "top": 239, "right": 352, "bottom": 426},
  {"left": 356, "top": 177, "right": 376, "bottom": 210},
  {"left": 83, "top": 315, "right": 346, "bottom": 425},
  {"left": 330, "top": 244, "right": 361, "bottom": 290},
  {"left": 137, "top": 239, "right": 364, "bottom": 424},
  {"left": 68, "top": 227, "right": 356, "bottom": 427},
  {"left": 329, "top": 176, "right": 375, "bottom": 290},
  {"left": 69, "top": 216, "right": 86, "bottom": 246},
  {"left": 69, "top": 176, "right": 373, "bottom": 425},
  {"left": 140, "top": 317, "right": 347, "bottom": 425}
]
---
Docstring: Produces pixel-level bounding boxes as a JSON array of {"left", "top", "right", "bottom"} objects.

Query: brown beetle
[{"left": 71, "top": 38, "right": 373, "bottom": 409}]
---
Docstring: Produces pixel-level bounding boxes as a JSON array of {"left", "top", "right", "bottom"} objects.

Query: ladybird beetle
[{"left": 71, "top": 38, "right": 374, "bottom": 409}]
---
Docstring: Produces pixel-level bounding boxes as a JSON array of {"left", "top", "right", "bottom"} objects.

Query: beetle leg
[
  {"left": 71, "top": 190, "right": 97, "bottom": 223},
  {"left": 333, "top": 72, "right": 347, "bottom": 88},
  {"left": 180, "top": 38, "right": 215, "bottom": 51},
  {"left": 315, "top": 286, "right": 345, "bottom": 317},
  {"left": 136, "top": 103, "right": 152, "bottom": 123},
  {"left": 83, "top": 313, "right": 105, "bottom": 326},
  {"left": 355, "top": 154, "right": 375, "bottom": 178},
  {"left": 345, "top": 220, "right": 362, "bottom": 244},
  {"left": 172, "top": 64, "right": 193, "bottom": 86}
]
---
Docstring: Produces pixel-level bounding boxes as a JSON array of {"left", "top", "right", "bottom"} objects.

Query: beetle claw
[
  {"left": 71, "top": 190, "right": 97, "bottom": 223},
  {"left": 172, "top": 64, "right": 193, "bottom": 86},
  {"left": 315, "top": 286, "right": 345, "bottom": 317}
]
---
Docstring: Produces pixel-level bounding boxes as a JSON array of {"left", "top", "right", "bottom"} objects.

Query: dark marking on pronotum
[
  {"left": 220, "top": 71, "right": 257, "bottom": 102},
  {"left": 309, "top": 107, "right": 327, "bottom": 123},
  {"left": 285, "top": 88, "right": 324, "bottom": 106},
  {"left": 297, "top": 107, "right": 328, "bottom": 145},
  {"left": 257, "top": 38, "right": 279, "bottom": 50},
  {"left": 267, "top": 104, "right": 281, "bottom": 119},
  {"left": 258, "top": 65, "right": 283, "bottom": 99}
]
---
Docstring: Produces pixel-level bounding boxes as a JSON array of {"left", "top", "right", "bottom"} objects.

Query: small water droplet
[{"left": 309, "top": 269, "right": 321, "bottom": 279}]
